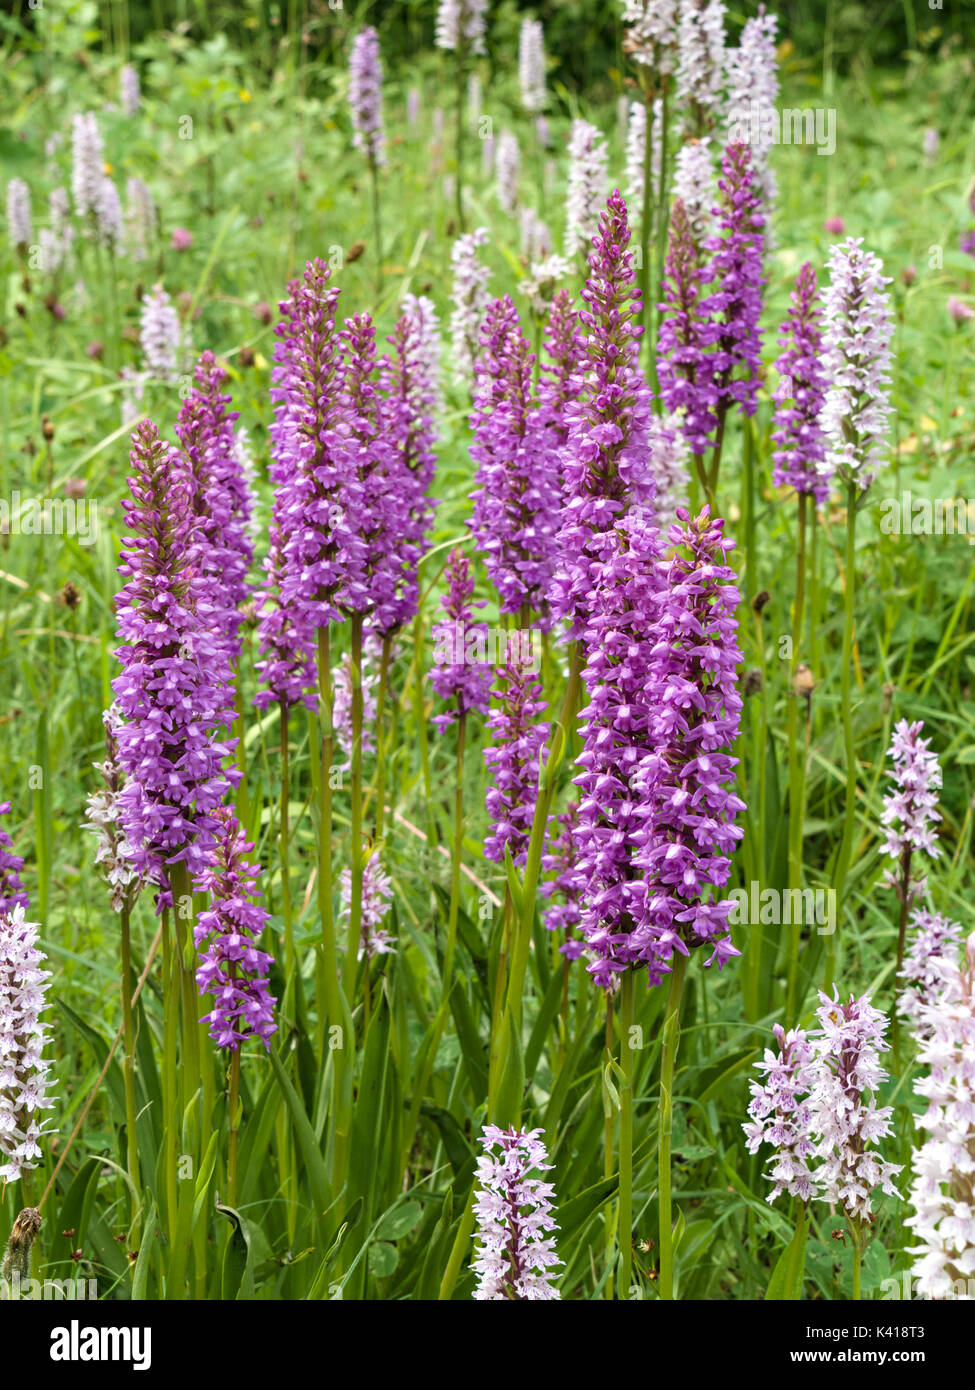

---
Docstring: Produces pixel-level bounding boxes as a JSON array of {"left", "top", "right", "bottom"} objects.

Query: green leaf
[
  {"left": 375, "top": 1200, "right": 423, "bottom": 1242},
  {"left": 765, "top": 1208, "right": 809, "bottom": 1302},
  {"left": 217, "top": 1202, "right": 255, "bottom": 1300},
  {"left": 368, "top": 1241, "right": 399, "bottom": 1278}
]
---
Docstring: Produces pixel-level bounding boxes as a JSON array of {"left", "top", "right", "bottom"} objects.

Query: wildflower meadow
[{"left": 2, "top": 0, "right": 975, "bottom": 1344}]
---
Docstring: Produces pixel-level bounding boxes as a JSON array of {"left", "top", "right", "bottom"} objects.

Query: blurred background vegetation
[{"left": 4, "top": 1, "right": 974, "bottom": 96}]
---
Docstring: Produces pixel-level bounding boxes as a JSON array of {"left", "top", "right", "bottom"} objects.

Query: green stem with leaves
[{"left": 658, "top": 949, "right": 687, "bottom": 1301}]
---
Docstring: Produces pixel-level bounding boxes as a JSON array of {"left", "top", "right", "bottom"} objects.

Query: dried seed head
[
  {"left": 744, "top": 668, "right": 764, "bottom": 697},
  {"left": 1, "top": 1207, "right": 42, "bottom": 1286},
  {"left": 793, "top": 663, "right": 815, "bottom": 697},
  {"left": 752, "top": 589, "right": 770, "bottom": 615},
  {"left": 346, "top": 240, "right": 366, "bottom": 263}
]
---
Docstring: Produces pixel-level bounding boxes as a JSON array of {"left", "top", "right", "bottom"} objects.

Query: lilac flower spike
[
  {"left": 112, "top": 420, "right": 239, "bottom": 888},
  {"left": 449, "top": 228, "right": 491, "bottom": 386},
  {"left": 820, "top": 238, "right": 895, "bottom": 491},
  {"left": 435, "top": 0, "right": 488, "bottom": 55},
  {"left": 120, "top": 64, "right": 140, "bottom": 117},
  {"left": 193, "top": 808, "right": 277, "bottom": 1051},
  {"left": 430, "top": 549, "right": 492, "bottom": 733},
  {"left": 140, "top": 284, "right": 182, "bottom": 383},
  {"left": 898, "top": 909, "right": 964, "bottom": 1038},
  {"left": 495, "top": 131, "right": 520, "bottom": 215},
  {"left": 771, "top": 261, "right": 828, "bottom": 503},
  {"left": 907, "top": 935, "right": 975, "bottom": 1299},
  {"left": 677, "top": 0, "right": 726, "bottom": 129},
  {"left": 348, "top": 28, "right": 385, "bottom": 168},
  {"left": 85, "top": 705, "right": 141, "bottom": 913},
  {"left": 483, "top": 663, "right": 550, "bottom": 868},
  {"left": 564, "top": 121, "right": 609, "bottom": 259},
  {"left": 620, "top": 0, "right": 680, "bottom": 75},
  {"left": 724, "top": 5, "right": 779, "bottom": 211},
  {"left": 338, "top": 854, "right": 396, "bottom": 960},
  {"left": 6, "top": 179, "right": 32, "bottom": 252},
  {"left": 743, "top": 1023, "right": 818, "bottom": 1203},
  {"left": 672, "top": 137, "right": 716, "bottom": 245},
  {"left": 518, "top": 18, "right": 546, "bottom": 113},
  {"left": 552, "top": 189, "right": 655, "bottom": 637},
  {"left": 0, "top": 905, "right": 54, "bottom": 1182},
  {"left": 880, "top": 719, "right": 942, "bottom": 903},
  {"left": 0, "top": 803, "right": 28, "bottom": 916},
  {"left": 71, "top": 112, "right": 105, "bottom": 224},
  {"left": 470, "top": 295, "right": 559, "bottom": 625},
  {"left": 809, "top": 990, "right": 901, "bottom": 1222},
  {"left": 472, "top": 1126, "right": 562, "bottom": 1300}
]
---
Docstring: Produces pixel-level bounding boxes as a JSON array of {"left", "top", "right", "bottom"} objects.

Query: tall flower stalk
[
  {"left": 348, "top": 27, "right": 386, "bottom": 297},
  {"left": 772, "top": 262, "right": 827, "bottom": 1020},
  {"left": 435, "top": 0, "right": 488, "bottom": 227},
  {"left": 820, "top": 240, "right": 894, "bottom": 988},
  {"left": 471, "top": 1126, "right": 562, "bottom": 1300}
]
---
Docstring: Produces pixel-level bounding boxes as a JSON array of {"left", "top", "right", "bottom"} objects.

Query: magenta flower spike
[
  {"left": 771, "top": 261, "right": 828, "bottom": 503},
  {"left": 551, "top": 189, "right": 655, "bottom": 637},
  {"left": 572, "top": 507, "right": 745, "bottom": 990},
  {"left": 112, "top": 420, "right": 240, "bottom": 890},
  {"left": 470, "top": 295, "right": 559, "bottom": 626},
  {"left": 255, "top": 259, "right": 344, "bottom": 710},
  {"left": 192, "top": 807, "right": 277, "bottom": 1051},
  {"left": 483, "top": 663, "right": 550, "bottom": 868},
  {"left": 430, "top": 548, "right": 492, "bottom": 733},
  {"left": 0, "top": 802, "right": 28, "bottom": 916},
  {"left": 175, "top": 352, "right": 255, "bottom": 666}
]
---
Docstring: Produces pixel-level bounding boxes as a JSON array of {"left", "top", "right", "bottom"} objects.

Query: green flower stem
[
  {"left": 786, "top": 491, "right": 809, "bottom": 1023},
  {"left": 658, "top": 949, "right": 687, "bottom": 1301},
  {"left": 119, "top": 900, "right": 141, "bottom": 1251},
  {"left": 618, "top": 969, "right": 635, "bottom": 1299},
  {"left": 828, "top": 482, "right": 859, "bottom": 993},
  {"left": 344, "top": 614, "right": 365, "bottom": 989}
]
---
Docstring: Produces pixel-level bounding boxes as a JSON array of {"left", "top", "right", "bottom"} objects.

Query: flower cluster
[
  {"left": 743, "top": 1023, "right": 818, "bottom": 1203},
  {"left": 435, "top": 0, "right": 488, "bottom": 56},
  {"left": 430, "top": 548, "right": 492, "bottom": 732},
  {"left": 808, "top": 991, "right": 901, "bottom": 1222},
  {"left": 449, "top": 227, "right": 492, "bottom": 385},
  {"left": 470, "top": 295, "right": 559, "bottom": 624},
  {"left": 175, "top": 352, "right": 255, "bottom": 666},
  {"left": 483, "top": 663, "right": 550, "bottom": 867},
  {"left": 552, "top": 190, "right": 655, "bottom": 636},
  {"left": 0, "top": 803, "right": 28, "bottom": 916},
  {"left": 0, "top": 906, "right": 54, "bottom": 1183},
  {"left": 880, "top": 719, "right": 942, "bottom": 903},
  {"left": 620, "top": 0, "right": 680, "bottom": 75},
  {"left": 518, "top": 18, "right": 546, "bottom": 112},
  {"left": 820, "top": 237, "right": 895, "bottom": 491},
  {"left": 771, "top": 261, "right": 828, "bottom": 502},
  {"left": 120, "top": 63, "right": 140, "bottom": 117},
  {"left": 676, "top": 0, "right": 726, "bottom": 127},
  {"left": 471, "top": 1126, "right": 562, "bottom": 1300},
  {"left": 6, "top": 179, "right": 31, "bottom": 251},
  {"left": 84, "top": 705, "right": 141, "bottom": 913},
  {"left": 348, "top": 27, "right": 386, "bottom": 167},
  {"left": 898, "top": 909, "right": 964, "bottom": 1037},
  {"left": 193, "top": 809, "right": 277, "bottom": 1050},
  {"left": 333, "top": 650, "right": 378, "bottom": 772},
  {"left": 112, "top": 420, "right": 239, "bottom": 887},
  {"left": 623, "top": 98, "right": 662, "bottom": 217},
  {"left": 139, "top": 284, "right": 182, "bottom": 383},
  {"left": 563, "top": 121, "right": 609, "bottom": 259},
  {"left": 671, "top": 137, "right": 716, "bottom": 247},
  {"left": 745, "top": 991, "right": 901, "bottom": 1223},
  {"left": 571, "top": 508, "right": 744, "bottom": 989},
  {"left": 495, "top": 131, "right": 520, "bottom": 215},
  {"left": 906, "top": 936, "right": 975, "bottom": 1299},
  {"left": 338, "top": 854, "right": 396, "bottom": 960},
  {"left": 723, "top": 5, "right": 779, "bottom": 211}
]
